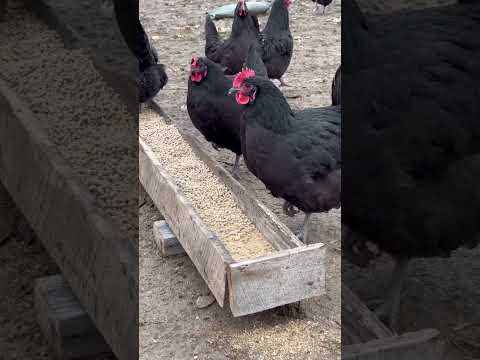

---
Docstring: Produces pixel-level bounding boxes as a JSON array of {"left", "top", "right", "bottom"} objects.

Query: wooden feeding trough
[
  {"left": 139, "top": 114, "right": 326, "bottom": 316},
  {"left": 0, "top": 79, "right": 136, "bottom": 360}
]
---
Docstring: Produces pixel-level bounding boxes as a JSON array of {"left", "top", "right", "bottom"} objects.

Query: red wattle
[
  {"left": 236, "top": 93, "right": 250, "bottom": 105},
  {"left": 191, "top": 73, "right": 202, "bottom": 82}
]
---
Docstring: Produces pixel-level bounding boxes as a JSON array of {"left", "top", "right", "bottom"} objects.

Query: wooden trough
[
  {"left": 139, "top": 124, "right": 326, "bottom": 316},
  {"left": 0, "top": 80, "right": 137, "bottom": 360}
]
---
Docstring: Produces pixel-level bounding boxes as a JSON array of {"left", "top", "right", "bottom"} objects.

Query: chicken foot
[{"left": 374, "top": 258, "right": 410, "bottom": 332}]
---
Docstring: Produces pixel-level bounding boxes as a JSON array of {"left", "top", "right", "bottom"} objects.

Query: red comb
[
  {"left": 191, "top": 53, "right": 199, "bottom": 66},
  {"left": 233, "top": 68, "right": 256, "bottom": 88}
]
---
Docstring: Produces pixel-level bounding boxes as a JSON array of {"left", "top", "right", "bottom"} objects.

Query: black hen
[
  {"left": 258, "top": 0, "right": 294, "bottom": 86},
  {"left": 243, "top": 43, "right": 268, "bottom": 77},
  {"left": 187, "top": 47, "right": 267, "bottom": 177},
  {"left": 343, "top": 0, "right": 480, "bottom": 330},
  {"left": 230, "top": 70, "right": 341, "bottom": 242},
  {"left": 139, "top": 64, "right": 168, "bottom": 103},
  {"left": 311, "top": 0, "right": 333, "bottom": 14},
  {"left": 137, "top": 34, "right": 168, "bottom": 104},
  {"left": 205, "top": 0, "right": 260, "bottom": 75},
  {"left": 111, "top": 1, "right": 167, "bottom": 104}
]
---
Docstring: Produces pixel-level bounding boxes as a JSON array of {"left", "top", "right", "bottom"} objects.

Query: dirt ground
[
  {"left": 0, "top": 220, "right": 59, "bottom": 360},
  {"left": 139, "top": 0, "right": 342, "bottom": 359}
]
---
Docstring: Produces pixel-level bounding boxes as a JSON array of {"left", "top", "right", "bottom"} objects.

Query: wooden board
[
  {"left": 182, "top": 131, "right": 304, "bottom": 251},
  {"left": 227, "top": 243, "right": 326, "bottom": 316},
  {"left": 0, "top": 80, "right": 137, "bottom": 360},
  {"left": 342, "top": 328, "right": 444, "bottom": 360},
  {"left": 342, "top": 285, "right": 394, "bottom": 345},
  {"left": 139, "top": 138, "right": 233, "bottom": 306},
  {"left": 34, "top": 275, "right": 112, "bottom": 359},
  {"left": 153, "top": 220, "right": 186, "bottom": 256}
]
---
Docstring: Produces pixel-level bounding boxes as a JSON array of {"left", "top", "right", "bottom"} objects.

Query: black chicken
[
  {"left": 135, "top": 30, "right": 167, "bottom": 104},
  {"left": 187, "top": 46, "right": 267, "bottom": 177},
  {"left": 343, "top": 0, "right": 480, "bottom": 330},
  {"left": 111, "top": 0, "right": 167, "bottom": 104},
  {"left": 331, "top": 65, "right": 341, "bottom": 106},
  {"left": 311, "top": 0, "right": 333, "bottom": 15},
  {"left": 229, "top": 70, "right": 341, "bottom": 243},
  {"left": 139, "top": 64, "right": 168, "bottom": 103},
  {"left": 205, "top": 0, "right": 260, "bottom": 75},
  {"left": 257, "top": 0, "right": 294, "bottom": 86},
  {"left": 243, "top": 43, "right": 268, "bottom": 77}
]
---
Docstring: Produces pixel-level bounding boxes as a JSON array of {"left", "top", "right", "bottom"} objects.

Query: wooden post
[{"left": 34, "top": 275, "right": 113, "bottom": 360}]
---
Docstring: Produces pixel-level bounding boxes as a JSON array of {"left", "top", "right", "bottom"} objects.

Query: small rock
[{"left": 196, "top": 294, "right": 215, "bottom": 309}]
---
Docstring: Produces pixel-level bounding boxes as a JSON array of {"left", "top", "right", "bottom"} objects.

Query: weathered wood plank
[
  {"left": 153, "top": 220, "right": 186, "bottom": 256},
  {"left": 34, "top": 275, "right": 112, "bottom": 360},
  {"left": 139, "top": 138, "right": 233, "bottom": 306},
  {"left": 342, "top": 328, "right": 444, "bottom": 360},
  {"left": 0, "top": 80, "right": 137, "bottom": 360},
  {"left": 342, "top": 285, "right": 394, "bottom": 345},
  {"left": 227, "top": 243, "right": 326, "bottom": 316},
  {"left": 182, "top": 131, "right": 304, "bottom": 251}
]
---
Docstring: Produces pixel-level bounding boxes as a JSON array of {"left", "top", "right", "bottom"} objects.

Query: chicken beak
[{"left": 228, "top": 87, "right": 238, "bottom": 95}]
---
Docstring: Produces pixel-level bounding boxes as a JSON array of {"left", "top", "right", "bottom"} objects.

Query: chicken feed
[
  {"left": 0, "top": 0, "right": 137, "bottom": 244},
  {"left": 140, "top": 109, "right": 274, "bottom": 260}
]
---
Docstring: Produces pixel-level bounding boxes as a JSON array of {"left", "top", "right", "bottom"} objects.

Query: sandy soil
[{"left": 139, "top": 0, "right": 341, "bottom": 359}]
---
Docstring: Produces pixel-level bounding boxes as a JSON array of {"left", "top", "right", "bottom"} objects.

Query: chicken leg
[
  {"left": 374, "top": 258, "right": 410, "bottom": 332},
  {"left": 278, "top": 77, "right": 290, "bottom": 87},
  {"left": 314, "top": 3, "right": 327, "bottom": 15},
  {"left": 297, "top": 213, "right": 312, "bottom": 244},
  {"left": 232, "top": 154, "right": 241, "bottom": 179}
]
